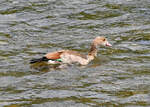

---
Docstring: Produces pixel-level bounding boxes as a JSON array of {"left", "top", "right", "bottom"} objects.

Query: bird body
[{"left": 30, "top": 36, "right": 112, "bottom": 65}]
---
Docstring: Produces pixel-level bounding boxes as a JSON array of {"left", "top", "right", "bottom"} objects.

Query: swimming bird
[{"left": 30, "top": 36, "right": 112, "bottom": 65}]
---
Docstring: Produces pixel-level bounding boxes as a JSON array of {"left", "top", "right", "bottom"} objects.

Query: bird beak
[{"left": 106, "top": 42, "right": 112, "bottom": 47}]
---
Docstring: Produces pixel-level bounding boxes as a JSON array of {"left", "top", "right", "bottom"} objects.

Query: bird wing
[
  {"left": 45, "top": 50, "right": 87, "bottom": 60},
  {"left": 45, "top": 50, "right": 64, "bottom": 59}
]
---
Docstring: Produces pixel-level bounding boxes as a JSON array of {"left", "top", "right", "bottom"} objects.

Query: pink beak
[{"left": 106, "top": 42, "right": 112, "bottom": 47}]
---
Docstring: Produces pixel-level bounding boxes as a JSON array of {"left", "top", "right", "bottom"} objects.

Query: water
[{"left": 0, "top": 0, "right": 150, "bottom": 106}]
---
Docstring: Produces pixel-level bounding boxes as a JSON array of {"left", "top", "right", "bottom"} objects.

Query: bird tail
[{"left": 30, "top": 57, "right": 49, "bottom": 64}]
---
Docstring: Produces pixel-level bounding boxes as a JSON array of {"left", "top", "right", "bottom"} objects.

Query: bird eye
[{"left": 103, "top": 38, "right": 106, "bottom": 41}]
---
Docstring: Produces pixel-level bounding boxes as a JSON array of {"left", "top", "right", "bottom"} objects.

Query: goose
[{"left": 30, "top": 36, "right": 112, "bottom": 65}]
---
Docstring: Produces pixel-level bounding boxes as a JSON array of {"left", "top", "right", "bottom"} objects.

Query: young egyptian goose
[{"left": 30, "top": 36, "right": 112, "bottom": 65}]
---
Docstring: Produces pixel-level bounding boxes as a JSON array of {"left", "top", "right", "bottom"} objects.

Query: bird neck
[{"left": 87, "top": 43, "right": 97, "bottom": 61}]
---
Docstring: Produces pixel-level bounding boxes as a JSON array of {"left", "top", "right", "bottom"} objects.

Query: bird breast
[{"left": 60, "top": 53, "right": 89, "bottom": 65}]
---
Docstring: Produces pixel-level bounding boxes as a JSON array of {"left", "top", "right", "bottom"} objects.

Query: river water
[{"left": 0, "top": 0, "right": 150, "bottom": 107}]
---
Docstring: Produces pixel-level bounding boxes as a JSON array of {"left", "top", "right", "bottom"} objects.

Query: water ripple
[{"left": 0, "top": 0, "right": 150, "bottom": 106}]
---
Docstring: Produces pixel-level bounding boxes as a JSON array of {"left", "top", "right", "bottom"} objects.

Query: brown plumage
[
  {"left": 30, "top": 36, "right": 112, "bottom": 65},
  {"left": 45, "top": 51, "right": 62, "bottom": 59}
]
